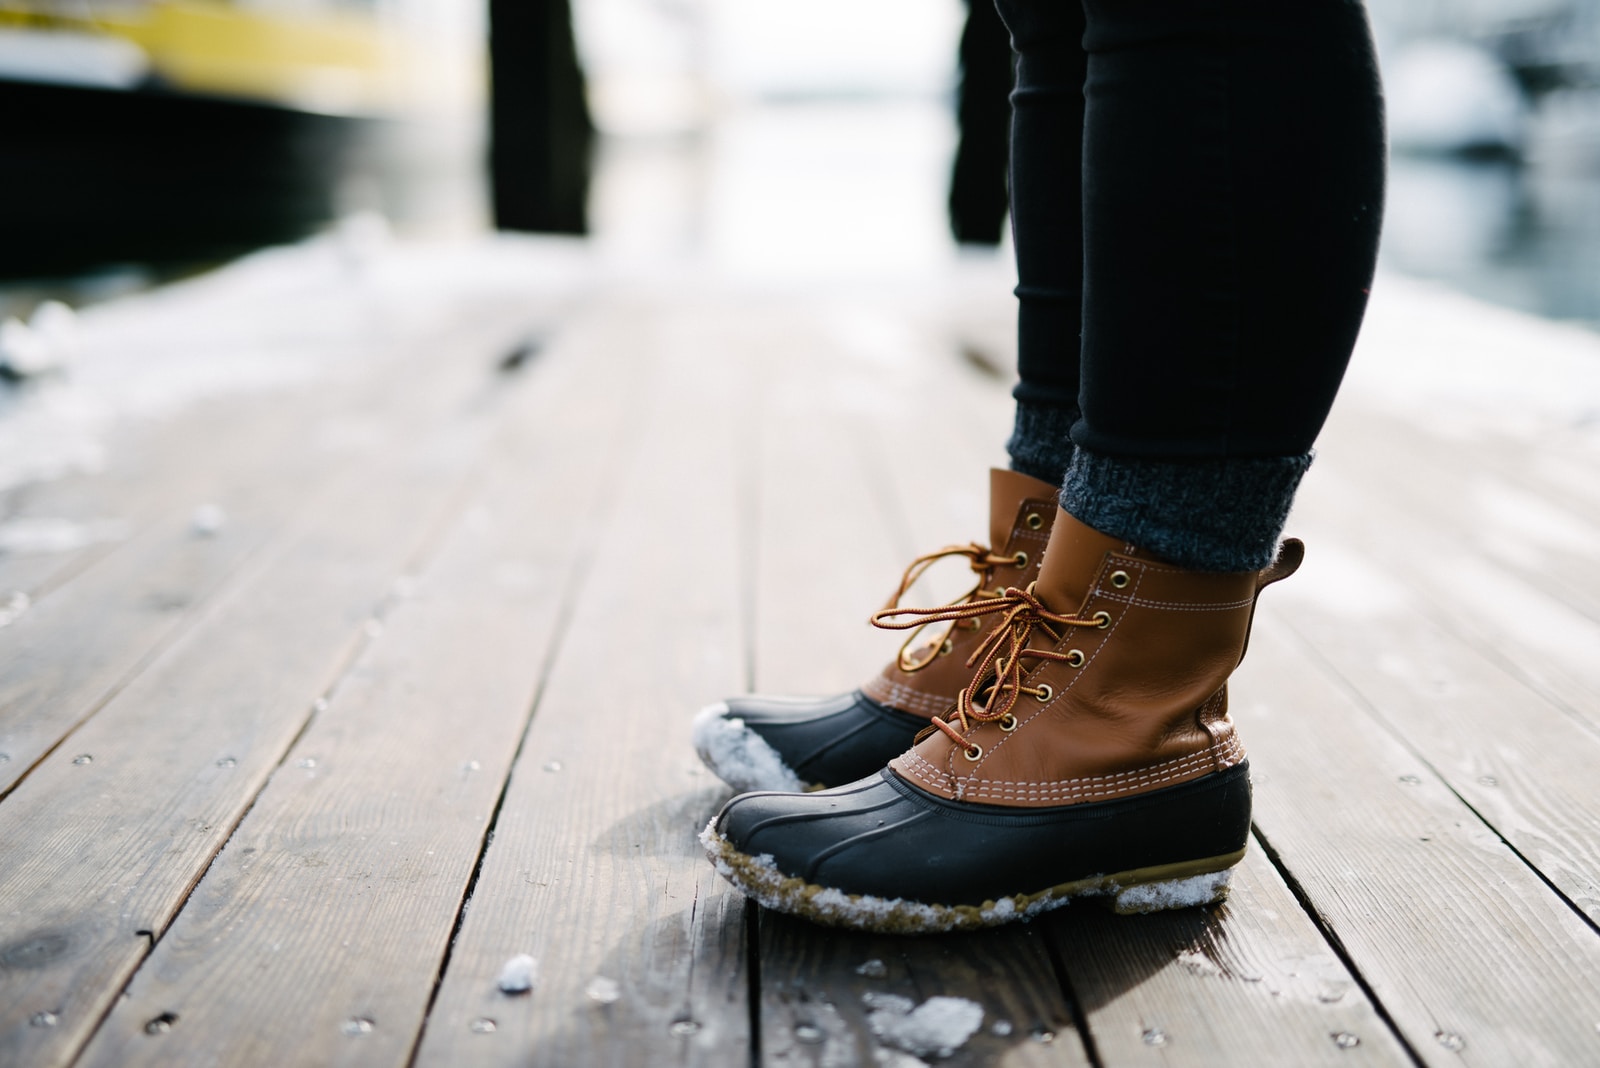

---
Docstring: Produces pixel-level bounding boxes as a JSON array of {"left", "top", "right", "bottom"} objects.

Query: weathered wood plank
[
  {"left": 749, "top": 313, "right": 908, "bottom": 697},
  {"left": 0, "top": 313, "right": 535, "bottom": 1067},
  {"left": 1269, "top": 526, "right": 1600, "bottom": 926},
  {"left": 412, "top": 295, "right": 751, "bottom": 1067},
  {"left": 0, "top": 244, "right": 568, "bottom": 609},
  {"left": 760, "top": 916, "right": 1086, "bottom": 1068},
  {"left": 72, "top": 314, "right": 630, "bottom": 1067},
  {"left": 1237, "top": 614, "right": 1600, "bottom": 1066},
  {"left": 1043, "top": 847, "right": 1413, "bottom": 1067},
  {"left": 0, "top": 541, "right": 82, "bottom": 605},
  {"left": 1317, "top": 406, "right": 1600, "bottom": 627},
  {"left": 0, "top": 292, "right": 568, "bottom": 798},
  {"left": 1294, "top": 417, "right": 1600, "bottom": 731},
  {"left": 1324, "top": 401, "right": 1600, "bottom": 545}
]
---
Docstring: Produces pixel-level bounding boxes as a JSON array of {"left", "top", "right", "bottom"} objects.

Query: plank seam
[
  {"left": 1040, "top": 917, "right": 1105, "bottom": 1068},
  {"left": 67, "top": 641, "right": 370, "bottom": 1068},
  {"left": 1250, "top": 824, "right": 1429, "bottom": 1068},
  {"left": 0, "top": 535, "right": 277, "bottom": 806},
  {"left": 0, "top": 313, "right": 551, "bottom": 805},
  {"left": 59, "top": 323, "right": 539, "bottom": 1062},
  {"left": 744, "top": 904, "right": 762, "bottom": 1068},
  {"left": 404, "top": 380, "right": 643, "bottom": 1068},
  {"left": 1278, "top": 619, "right": 1600, "bottom": 941}
]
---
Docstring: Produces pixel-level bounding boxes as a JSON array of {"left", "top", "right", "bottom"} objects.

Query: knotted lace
[
  {"left": 876, "top": 542, "right": 1022, "bottom": 673},
  {"left": 873, "top": 584, "right": 1103, "bottom": 754}
]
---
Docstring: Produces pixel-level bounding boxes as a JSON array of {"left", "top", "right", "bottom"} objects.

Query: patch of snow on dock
[
  {"left": 0, "top": 591, "right": 30, "bottom": 628},
  {"left": 0, "top": 517, "right": 127, "bottom": 555},
  {"left": 190, "top": 504, "right": 228, "bottom": 538},
  {"left": 865, "top": 994, "right": 984, "bottom": 1059},
  {"left": 584, "top": 976, "right": 621, "bottom": 1004},
  {"left": 496, "top": 954, "right": 538, "bottom": 994},
  {"left": 0, "top": 231, "right": 596, "bottom": 493}
]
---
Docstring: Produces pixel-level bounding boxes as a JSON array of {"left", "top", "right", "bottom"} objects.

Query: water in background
[
  {"left": 1370, "top": 0, "right": 1600, "bottom": 326},
  {"left": 580, "top": 0, "right": 1600, "bottom": 324},
  {"left": 1385, "top": 153, "right": 1600, "bottom": 327}
]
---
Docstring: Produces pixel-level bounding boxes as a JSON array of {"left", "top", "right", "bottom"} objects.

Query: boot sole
[{"left": 700, "top": 819, "right": 1243, "bottom": 934}]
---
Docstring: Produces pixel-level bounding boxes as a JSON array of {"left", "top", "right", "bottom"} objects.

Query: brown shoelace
[
  {"left": 877, "top": 542, "right": 1020, "bottom": 673},
  {"left": 873, "top": 585, "right": 1105, "bottom": 757}
]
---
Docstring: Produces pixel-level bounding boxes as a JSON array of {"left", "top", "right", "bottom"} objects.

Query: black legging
[{"left": 1000, "top": 0, "right": 1386, "bottom": 461}]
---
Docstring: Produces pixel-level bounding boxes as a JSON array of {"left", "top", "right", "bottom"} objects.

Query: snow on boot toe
[{"left": 691, "top": 702, "right": 805, "bottom": 794}]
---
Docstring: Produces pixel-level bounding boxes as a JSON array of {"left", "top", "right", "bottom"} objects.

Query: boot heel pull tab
[{"left": 1256, "top": 538, "right": 1304, "bottom": 591}]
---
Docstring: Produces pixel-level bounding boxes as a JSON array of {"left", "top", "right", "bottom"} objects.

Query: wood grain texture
[
  {"left": 0, "top": 296, "right": 567, "bottom": 799},
  {"left": 0, "top": 312, "right": 534, "bottom": 1067},
  {"left": 0, "top": 547, "right": 81, "bottom": 604},
  {"left": 1237, "top": 615, "right": 1600, "bottom": 1067},
  {"left": 760, "top": 917, "right": 1086, "bottom": 1068},
  {"left": 73, "top": 314, "right": 629, "bottom": 1068},
  {"left": 1289, "top": 416, "right": 1600, "bottom": 732},
  {"left": 1044, "top": 847, "right": 1413, "bottom": 1067},
  {"left": 748, "top": 306, "right": 908, "bottom": 698},
  {"left": 1319, "top": 406, "right": 1600, "bottom": 626},
  {"left": 1268, "top": 520, "right": 1600, "bottom": 927},
  {"left": 413, "top": 294, "right": 752, "bottom": 1068}
]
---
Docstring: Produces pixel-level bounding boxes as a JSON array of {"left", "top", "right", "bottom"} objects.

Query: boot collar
[
  {"left": 987, "top": 468, "right": 1059, "bottom": 551},
  {"left": 1032, "top": 509, "right": 1148, "bottom": 615}
]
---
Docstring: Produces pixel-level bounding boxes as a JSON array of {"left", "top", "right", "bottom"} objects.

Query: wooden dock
[{"left": 3, "top": 236, "right": 1599, "bottom": 1067}]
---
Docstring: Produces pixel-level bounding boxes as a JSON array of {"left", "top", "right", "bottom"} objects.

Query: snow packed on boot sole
[{"left": 699, "top": 819, "right": 1237, "bottom": 935}]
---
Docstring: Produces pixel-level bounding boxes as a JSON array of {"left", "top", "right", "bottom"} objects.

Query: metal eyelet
[
  {"left": 1013, "top": 551, "right": 1029, "bottom": 568},
  {"left": 1110, "top": 570, "right": 1130, "bottom": 589},
  {"left": 939, "top": 639, "right": 954, "bottom": 656},
  {"left": 1093, "top": 611, "right": 1112, "bottom": 629},
  {"left": 998, "top": 714, "right": 1018, "bottom": 732},
  {"left": 1033, "top": 683, "right": 1053, "bottom": 702},
  {"left": 1025, "top": 512, "right": 1044, "bottom": 531},
  {"left": 963, "top": 743, "right": 984, "bottom": 761},
  {"left": 1066, "top": 649, "right": 1086, "bottom": 668}
]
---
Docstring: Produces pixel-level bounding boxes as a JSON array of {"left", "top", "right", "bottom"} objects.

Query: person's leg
[
  {"left": 999, "top": 0, "right": 1088, "bottom": 488},
  {"left": 948, "top": 0, "right": 1015, "bottom": 246},
  {"left": 704, "top": 0, "right": 1387, "bottom": 932},
  {"left": 1003, "top": 0, "right": 1385, "bottom": 570},
  {"left": 1064, "top": 0, "right": 1386, "bottom": 570}
]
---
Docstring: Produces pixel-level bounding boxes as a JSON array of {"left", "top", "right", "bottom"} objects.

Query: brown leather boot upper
[
  {"left": 888, "top": 508, "right": 1302, "bottom": 808},
  {"left": 861, "top": 469, "right": 1060, "bottom": 719}
]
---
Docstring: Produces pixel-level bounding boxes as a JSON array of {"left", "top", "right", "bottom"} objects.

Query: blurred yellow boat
[{"left": 0, "top": 0, "right": 481, "bottom": 275}]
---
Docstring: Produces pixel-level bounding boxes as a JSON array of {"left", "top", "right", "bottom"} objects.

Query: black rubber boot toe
[
  {"left": 702, "top": 763, "right": 1252, "bottom": 934},
  {"left": 691, "top": 691, "right": 930, "bottom": 793}
]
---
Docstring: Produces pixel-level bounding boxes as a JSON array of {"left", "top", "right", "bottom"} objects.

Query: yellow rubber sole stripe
[{"left": 701, "top": 821, "right": 1243, "bottom": 935}]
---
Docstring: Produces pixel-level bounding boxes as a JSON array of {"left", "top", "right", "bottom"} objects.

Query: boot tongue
[
  {"left": 1033, "top": 508, "right": 1133, "bottom": 615},
  {"left": 987, "top": 468, "right": 1060, "bottom": 549}
]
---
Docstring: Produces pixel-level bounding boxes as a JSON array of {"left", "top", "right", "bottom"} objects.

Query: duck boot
[
  {"left": 701, "top": 507, "right": 1303, "bottom": 933},
  {"left": 692, "top": 468, "right": 1059, "bottom": 793}
]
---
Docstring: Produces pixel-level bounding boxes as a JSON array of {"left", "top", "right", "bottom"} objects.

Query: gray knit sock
[
  {"left": 1006, "top": 400, "right": 1080, "bottom": 487},
  {"left": 1060, "top": 448, "right": 1311, "bottom": 572}
]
